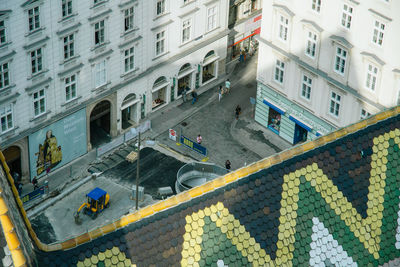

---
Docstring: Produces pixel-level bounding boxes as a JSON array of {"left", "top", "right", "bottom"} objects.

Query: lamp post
[{"left": 135, "top": 131, "right": 140, "bottom": 210}]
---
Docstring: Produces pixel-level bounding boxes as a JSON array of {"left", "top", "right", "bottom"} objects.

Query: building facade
[
  {"left": 256, "top": 0, "right": 400, "bottom": 144},
  {"left": 0, "top": 0, "right": 229, "bottom": 182}
]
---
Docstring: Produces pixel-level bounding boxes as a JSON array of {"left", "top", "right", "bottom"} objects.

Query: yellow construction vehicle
[{"left": 74, "top": 187, "right": 110, "bottom": 224}]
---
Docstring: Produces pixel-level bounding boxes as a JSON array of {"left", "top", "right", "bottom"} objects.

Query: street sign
[
  {"left": 169, "top": 129, "right": 177, "bottom": 141},
  {"left": 180, "top": 135, "right": 207, "bottom": 156}
]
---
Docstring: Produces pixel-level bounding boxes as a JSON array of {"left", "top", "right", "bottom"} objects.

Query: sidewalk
[{"left": 22, "top": 51, "right": 292, "bottom": 210}]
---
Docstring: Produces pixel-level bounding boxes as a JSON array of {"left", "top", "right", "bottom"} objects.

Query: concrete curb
[{"left": 27, "top": 174, "right": 99, "bottom": 218}]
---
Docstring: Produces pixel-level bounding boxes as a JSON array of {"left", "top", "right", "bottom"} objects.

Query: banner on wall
[{"left": 28, "top": 109, "right": 87, "bottom": 180}]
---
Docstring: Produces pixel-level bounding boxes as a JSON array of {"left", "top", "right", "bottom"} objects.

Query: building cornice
[
  {"left": 0, "top": 50, "right": 16, "bottom": 63},
  {"left": 178, "top": 7, "right": 200, "bottom": 19},
  {"left": 25, "top": 77, "right": 52, "bottom": 93},
  {"left": 56, "top": 22, "right": 82, "bottom": 36},
  {"left": 151, "top": 19, "right": 174, "bottom": 31},
  {"left": 23, "top": 36, "right": 50, "bottom": 51},
  {"left": 88, "top": 8, "right": 112, "bottom": 22},
  {"left": 360, "top": 51, "right": 385, "bottom": 66},
  {"left": 368, "top": 8, "right": 392, "bottom": 22},
  {"left": 0, "top": 92, "right": 19, "bottom": 106}
]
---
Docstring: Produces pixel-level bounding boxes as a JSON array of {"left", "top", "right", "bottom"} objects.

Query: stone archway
[
  {"left": 177, "top": 63, "right": 194, "bottom": 98},
  {"left": 89, "top": 100, "right": 111, "bottom": 147},
  {"left": 202, "top": 50, "right": 218, "bottom": 84},
  {"left": 2, "top": 146, "right": 22, "bottom": 181}
]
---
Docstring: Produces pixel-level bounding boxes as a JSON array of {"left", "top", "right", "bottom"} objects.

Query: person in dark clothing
[
  {"left": 15, "top": 181, "right": 23, "bottom": 195},
  {"left": 191, "top": 90, "right": 198, "bottom": 104},
  {"left": 32, "top": 177, "right": 39, "bottom": 190},
  {"left": 225, "top": 160, "right": 231, "bottom": 172},
  {"left": 235, "top": 105, "right": 241, "bottom": 120}
]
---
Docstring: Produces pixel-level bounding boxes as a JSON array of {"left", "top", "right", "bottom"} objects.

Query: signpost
[{"left": 169, "top": 129, "right": 177, "bottom": 141}]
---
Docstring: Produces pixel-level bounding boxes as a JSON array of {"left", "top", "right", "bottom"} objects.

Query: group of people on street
[
  {"left": 218, "top": 79, "right": 231, "bottom": 102},
  {"left": 181, "top": 85, "right": 198, "bottom": 105}
]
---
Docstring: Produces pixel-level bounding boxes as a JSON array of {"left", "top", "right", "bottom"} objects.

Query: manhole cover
[{"left": 181, "top": 122, "right": 188, "bottom": 127}]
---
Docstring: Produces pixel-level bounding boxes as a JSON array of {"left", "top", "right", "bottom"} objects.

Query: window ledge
[
  {"left": 91, "top": 0, "right": 109, "bottom": 9},
  {"left": 153, "top": 12, "right": 171, "bottom": 21},
  {"left": 152, "top": 51, "right": 170, "bottom": 61},
  {"left": 27, "top": 69, "right": 49, "bottom": 81},
  {"left": 0, "top": 126, "right": 19, "bottom": 139},
  {"left": 25, "top": 27, "right": 45, "bottom": 38},
  {"left": 30, "top": 110, "right": 51, "bottom": 123},
  {"left": 90, "top": 41, "right": 110, "bottom": 51},
  {"left": 181, "top": 0, "right": 196, "bottom": 8},
  {"left": 92, "top": 81, "right": 111, "bottom": 92},
  {"left": 0, "top": 41, "right": 12, "bottom": 50},
  {"left": 0, "top": 84, "right": 16, "bottom": 95},
  {"left": 120, "top": 27, "right": 139, "bottom": 38},
  {"left": 120, "top": 67, "right": 140, "bottom": 79},
  {"left": 58, "top": 13, "right": 78, "bottom": 23},
  {"left": 60, "top": 55, "right": 80, "bottom": 66},
  {"left": 61, "top": 95, "right": 82, "bottom": 107}
]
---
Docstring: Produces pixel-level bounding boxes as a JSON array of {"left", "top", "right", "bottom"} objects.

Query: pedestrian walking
[
  {"left": 239, "top": 49, "right": 245, "bottom": 62},
  {"left": 32, "top": 177, "right": 39, "bottom": 190},
  {"left": 218, "top": 85, "right": 223, "bottom": 102},
  {"left": 182, "top": 85, "right": 187, "bottom": 103},
  {"left": 225, "top": 79, "right": 231, "bottom": 94},
  {"left": 225, "top": 160, "right": 231, "bottom": 172},
  {"left": 15, "top": 181, "right": 22, "bottom": 195},
  {"left": 197, "top": 134, "right": 202, "bottom": 144},
  {"left": 191, "top": 90, "right": 198, "bottom": 104},
  {"left": 235, "top": 105, "right": 241, "bottom": 120}
]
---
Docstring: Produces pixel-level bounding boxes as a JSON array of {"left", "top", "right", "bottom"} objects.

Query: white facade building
[
  {"left": 0, "top": 0, "right": 229, "bottom": 182},
  {"left": 256, "top": 0, "right": 400, "bottom": 144}
]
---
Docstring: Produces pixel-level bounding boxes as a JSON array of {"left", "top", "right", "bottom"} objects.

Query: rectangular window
[
  {"left": 372, "top": 20, "right": 385, "bottom": 46},
  {"left": 341, "top": 4, "right": 353, "bottom": 29},
  {"left": 0, "top": 62, "right": 9, "bottom": 89},
  {"left": 329, "top": 91, "right": 341, "bottom": 117},
  {"left": 0, "top": 104, "right": 13, "bottom": 133},
  {"left": 311, "top": 0, "right": 321, "bottom": 12},
  {"left": 94, "top": 20, "right": 105, "bottom": 45},
  {"left": 334, "top": 47, "right": 347, "bottom": 75},
  {"left": 31, "top": 48, "right": 43, "bottom": 75},
  {"left": 274, "top": 60, "right": 285, "bottom": 84},
  {"left": 62, "top": 0, "right": 73, "bottom": 18},
  {"left": 124, "top": 47, "right": 134, "bottom": 73},
  {"left": 28, "top": 6, "right": 40, "bottom": 32},
  {"left": 365, "top": 64, "right": 378, "bottom": 91},
  {"left": 207, "top": 6, "right": 217, "bottom": 31},
  {"left": 301, "top": 75, "right": 312, "bottom": 100},
  {"left": 155, "top": 30, "right": 165, "bottom": 56},
  {"left": 360, "top": 109, "right": 371, "bottom": 119},
  {"left": 33, "top": 89, "right": 46, "bottom": 117},
  {"left": 124, "top": 7, "right": 134, "bottom": 32},
  {"left": 182, "top": 18, "right": 191, "bottom": 43},
  {"left": 65, "top": 74, "right": 77, "bottom": 102},
  {"left": 0, "top": 20, "right": 6, "bottom": 44},
  {"left": 95, "top": 60, "right": 106, "bottom": 87},
  {"left": 305, "top": 31, "right": 317, "bottom": 58},
  {"left": 156, "top": 0, "right": 166, "bottom": 16},
  {"left": 63, "top": 34, "right": 74, "bottom": 60},
  {"left": 278, "top": 15, "right": 289, "bottom": 41}
]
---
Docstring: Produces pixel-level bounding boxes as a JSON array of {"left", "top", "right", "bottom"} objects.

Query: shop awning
[
  {"left": 263, "top": 99, "right": 286, "bottom": 115},
  {"left": 289, "top": 115, "right": 313, "bottom": 132},
  {"left": 229, "top": 29, "right": 260, "bottom": 48}
]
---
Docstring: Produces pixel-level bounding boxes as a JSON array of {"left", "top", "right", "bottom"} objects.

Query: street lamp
[{"left": 126, "top": 130, "right": 141, "bottom": 210}]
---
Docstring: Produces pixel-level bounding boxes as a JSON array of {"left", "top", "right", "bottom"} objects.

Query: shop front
[
  {"left": 121, "top": 93, "right": 139, "bottom": 130},
  {"left": 177, "top": 63, "right": 194, "bottom": 98},
  {"left": 290, "top": 115, "right": 312, "bottom": 144},
  {"left": 28, "top": 109, "right": 87, "bottom": 180},
  {"left": 152, "top": 76, "right": 169, "bottom": 111},
  {"left": 264, "top": 99, "right": 285, "bottom": 135},
  {"left": 202, "top": 50, "right": 219, "bottom": 84}
]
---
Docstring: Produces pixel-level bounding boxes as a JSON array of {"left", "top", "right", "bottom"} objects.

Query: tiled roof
[{"left": 4, "top": 107, "right": 400, "bottom": 266}]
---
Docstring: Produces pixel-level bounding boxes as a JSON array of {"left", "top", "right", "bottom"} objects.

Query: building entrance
[{"left": 90, "top": 100, "right": 111, "bottom": 147}]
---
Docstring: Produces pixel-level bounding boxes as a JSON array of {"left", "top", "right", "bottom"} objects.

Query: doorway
[
  {"left": 2, "top": 146, "right": 21, "bottom": 181},
  {"left": 294, "top": 124, "right": 308, "bottom": 144},
  {"left": 121, "top": 94, "right": 138, "bottom": 130},
  {"left": 90, "top": 100, "right": 111, "bottom": 147}
]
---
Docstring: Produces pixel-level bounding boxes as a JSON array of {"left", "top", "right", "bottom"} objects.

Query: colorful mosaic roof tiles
[{"left": 35, "top": 114, "right": 400, "bottom": 266}]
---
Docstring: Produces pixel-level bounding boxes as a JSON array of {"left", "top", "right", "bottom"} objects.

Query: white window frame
[
  {"left": 333, "top": 46, "right": 347, "bottom": 75},
  {"left": 31, "top": 47, "right": 43, "bottom": 75},
  {"left": 301, "top": 74, "right": 312, "bottom": 100},
  {"left": 0, "top": 19, "right": 6, "bottom": 45},
  {"left": 155, "top": 30, "right": 166, "bottom": 56},
  {"left": 0, "top": 62, "right": 10, "bottom": 90},
  {"left": 63, "top": 33, "right": 74, "bottom": 60},
  {"left": 329, "top": 91, "right": 341, "bottom": 117},
  {"left": 65, "top": 74, "right": 77, "bottom": 102},
  {"left": 360, "top": 108, "right": 371, "bottom": 119},
  {"left": 372, "top": 20, "right": 385, "bottom": 46},
  {"left": 33, "top": 88, "right": 46, "bottom": 117},
  {"left": 305, "top": 31, "right": 317, "bottom": 58},
  {"left": 182, "top": 18, "right": 192, "bottom": 44},
  {"left": 278, "top": 14, "right": 289, "bottom": 42},
  {"left": 274, "top": 59, "right": 285, "bottom": 84},
  {"left": 207, "top": 5, "right": 217, "bottom": 32},
  {"left": 95, "top": 60, "right": 107, "bottom": 88},
  {"left": 124, "top": 47, "right": 134, "bottom": 73},
  {"left": 311, "top": 0, "right": 321, "bottom": 13},
  {"left": 94, "top": 20, "right": 105, "bottom": 46},
  {"left": 62, "top": 0, "right": 73, "bottom": 18},
  {"left": 0, "top": 103, "right": 13, "bottom": 134},
  {"left": 341, "top": 4, "right": 353, "bottom": 29},
  {"left": 28, "top": 6, "right": 40, "bottom": 32},
  {"left": 365, "top": 63, "right": 379, "bottom": 91},
  {"left": 156, "top": 0, "right": 166, "bottom": 16},
  {"left": 124, "top": 6, "right": 134, "bottom": 32}
]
